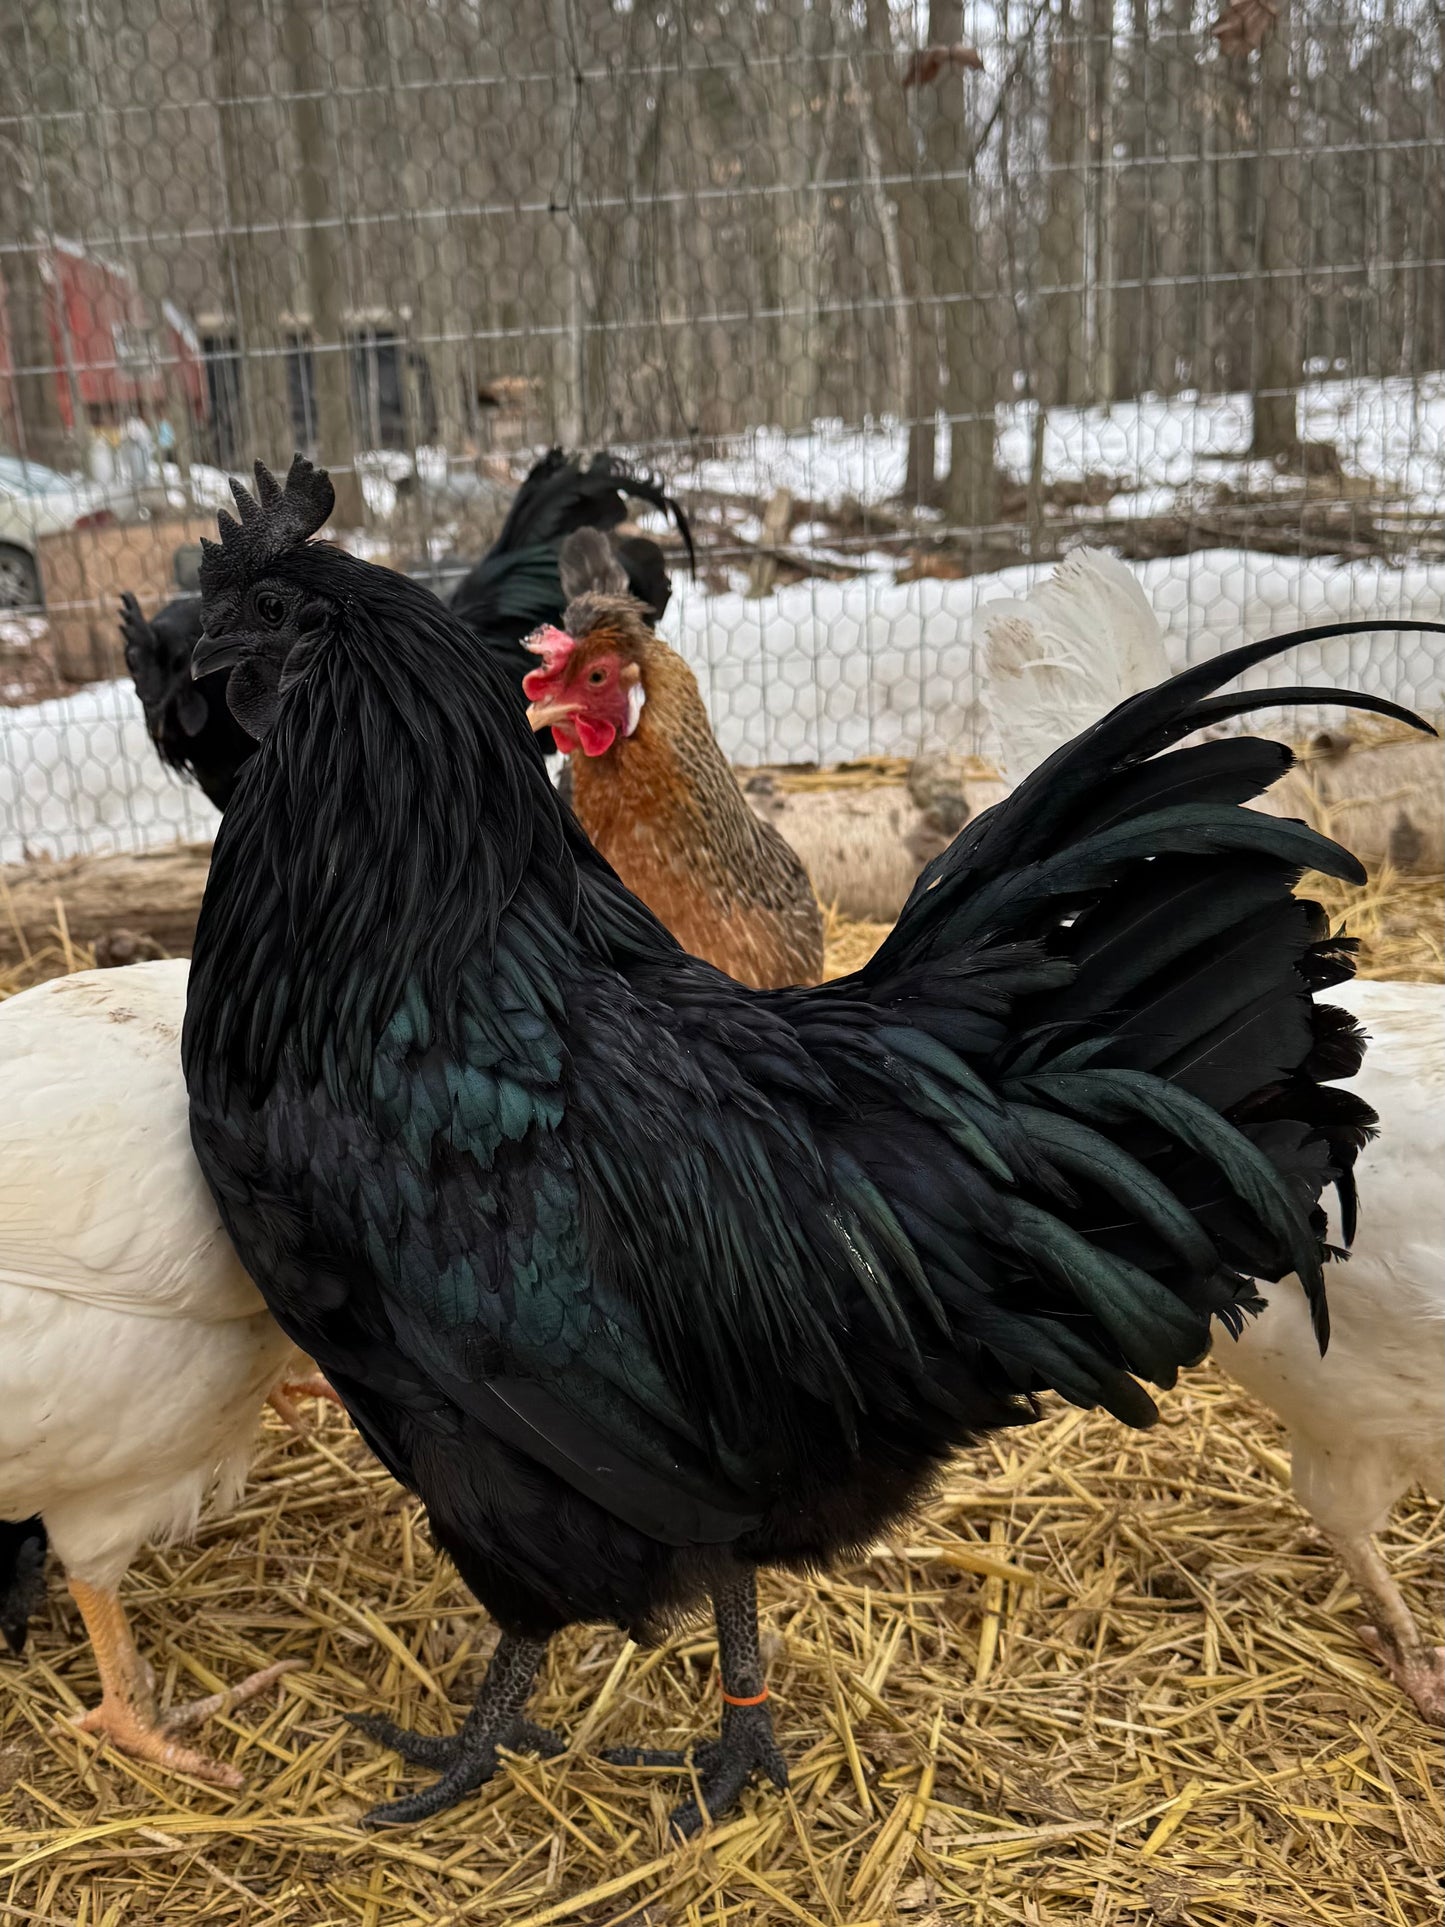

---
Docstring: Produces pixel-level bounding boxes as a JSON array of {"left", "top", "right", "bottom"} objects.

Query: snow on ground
[
  {"left": 5, "top": 549, "right": 1442, "bottom": 863},
  {"left": 673, "top": 374, "right": 1445, "bottom": 512},
  {"left": 2, "top": 678, "right": 221, "bottom": 863},
  {"left": 0, "top": 614, "right": 48, "bottom": 655},
  {"left": 669, "top": 551, "right": 1445, "bottom": 771}
]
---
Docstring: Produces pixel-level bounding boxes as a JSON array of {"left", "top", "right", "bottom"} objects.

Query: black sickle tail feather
[
  {"left": 847, "top": 619, "right": 1440, "bottom": 1374},
  {"left": 907, "top": 619, "right": 1438, "bottom": 899},
  {"left": 486, "top": 448, "right": 694, "bottom": 581},
  {"left": 0, "top": 1517, "right": 48, "bottom": 1658}
]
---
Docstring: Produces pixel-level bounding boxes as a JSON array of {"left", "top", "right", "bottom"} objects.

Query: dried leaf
[
  {"left": 1211, "top": 0, "right": 1278, "bottom": 58},
  {"left": 902, "top": 43, "right": 985, "bottom": 89}
]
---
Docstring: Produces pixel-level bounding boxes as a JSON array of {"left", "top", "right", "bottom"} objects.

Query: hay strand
[{"left": 2, "top": 1378, "right": 1438, "bottom": 1922}]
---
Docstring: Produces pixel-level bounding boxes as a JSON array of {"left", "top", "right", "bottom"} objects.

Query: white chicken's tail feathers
[{"left": 981, "top": 549, "right": 1173, "bottom": 783}]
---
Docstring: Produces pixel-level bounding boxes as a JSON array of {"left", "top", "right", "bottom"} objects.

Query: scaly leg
[
  {"left": 351, "top": 1631, "right": 562, "bottom": 1827},
  {"left": 605, "top": 1569, "right": 788, "bottom": 1835},
  {"left": 65, "top": 1579, "right": 300, "bottom": 1787},
  {"left": 1329, "top": 1532, "right": 1444, "bottom": 1724}
]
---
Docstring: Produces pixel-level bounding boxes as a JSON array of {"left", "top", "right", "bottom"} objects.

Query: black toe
[
  {"left": 671, "top": 1709, "right": 789, "bottom": 1836},
  {"left": 348, "top": 1711, "right": 462, "bottom": 1769},
  {"left": 361, "top": 1754, "right": 494, "bottom": 1828},
  {"left": 353, "top": 1710, "right": 566, "bottom": 1827},
  {"left": 509, "top": 1720, "right": 567, "bottom": 1759},
  {"left": 605, "top": 1703, "right": 788, "bottom": 1834},
  {"left": 602, "top": 1742, "right": 691, "bottom": 1769}
]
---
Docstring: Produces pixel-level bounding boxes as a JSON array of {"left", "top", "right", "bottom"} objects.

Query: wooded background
[
  {"left": 2, "top": 0, "right": 1440, "bottom": 520},
  {"left": 2, "top": 0, "right": 1443, "bottom": 868}
]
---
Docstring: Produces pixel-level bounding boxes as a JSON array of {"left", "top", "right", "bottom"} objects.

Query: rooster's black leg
[
  {"left": 351, "top": 1632, "right": 562, "bottom": 1827},
  {"left": 605, "top": 1569, "right": 788, "bottom": 1835}
]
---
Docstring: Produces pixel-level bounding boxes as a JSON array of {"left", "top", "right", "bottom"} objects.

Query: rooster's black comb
[{"left": 198, "top": 455, "right": 335, "bottom": 599}]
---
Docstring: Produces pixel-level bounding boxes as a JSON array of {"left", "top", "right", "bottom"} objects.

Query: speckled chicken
[{"left": 522, "top": 530, "right": 825, "bottom": 988}]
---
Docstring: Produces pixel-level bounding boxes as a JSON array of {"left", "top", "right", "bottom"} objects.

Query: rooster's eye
[{"left": 256, "top": 592, "right": 287, "bottom": 628}]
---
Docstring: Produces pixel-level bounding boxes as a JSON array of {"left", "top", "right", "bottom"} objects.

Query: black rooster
[
  {"left": 0, "top": 1516, "right": 48, "bottom": 1657},
  {"left": 121, "top": 450, "right": 692, "bottom": 798},
  {"left": 183, "top": 458, "right": 1435, "bottom": 1834},
  {"left": 120, "top": 591, "right": 252, "bottom": 812}
]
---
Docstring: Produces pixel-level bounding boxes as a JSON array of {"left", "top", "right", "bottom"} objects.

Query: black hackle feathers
[{"left": 184, "top": 458, "right": 1437, "bottom": 1680}]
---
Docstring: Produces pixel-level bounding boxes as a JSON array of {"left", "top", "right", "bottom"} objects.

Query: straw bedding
[{"left": 1, "top": 860, "right": 1439, "bottom": 1924}]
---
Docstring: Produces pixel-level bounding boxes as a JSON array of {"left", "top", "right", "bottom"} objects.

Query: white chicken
[
  {"left": 0, "top": 960, "right": 311, "bottom": 1785},
  {"left": 981, "top": 550, "right": 1445, "bottom": 1722},
  {"left": 978, "top": 547, "right": 1173, "bottom": 785},
  {"left": 1218, "top": 976, "right": 1444, "bottom": 1720}
]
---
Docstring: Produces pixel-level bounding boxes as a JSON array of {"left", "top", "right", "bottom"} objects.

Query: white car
[{"left": 0, "top": 456, "right": 130, "bottom": 611}]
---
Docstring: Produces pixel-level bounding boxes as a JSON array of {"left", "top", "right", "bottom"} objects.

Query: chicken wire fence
[{"left": 1, "top": 0, "right": 1443, "bottom": 862}]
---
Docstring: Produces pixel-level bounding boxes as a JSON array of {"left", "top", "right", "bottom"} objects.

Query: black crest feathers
[{"left": 199, "top": 455, "right": 335, "bottom": 597}]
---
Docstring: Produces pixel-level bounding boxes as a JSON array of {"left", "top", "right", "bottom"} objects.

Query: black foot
[
  {"left": 351, "top": 1713, "right": 565, "bottom": 1827},
  {"left": 605, "top": 1703, "right": 789, "bottom": 1836}
]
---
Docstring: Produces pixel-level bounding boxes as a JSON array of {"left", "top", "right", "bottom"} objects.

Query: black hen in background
[
  {"left": 120, "top": 591, "right": 253, "bottom": 812},
  {"left": 0, "top": 1516, "right": 48, "bottom": 1656},
  {"left": 448, "top": 448, "right": 694, "bottom": 754},
  {"left": 183, "top": 457, "right": 1437, "bottom": 1836}
]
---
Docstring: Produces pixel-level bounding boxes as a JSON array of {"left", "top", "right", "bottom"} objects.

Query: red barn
[{"left": 0, "top": 239, "right": 207, "bottom": 441}]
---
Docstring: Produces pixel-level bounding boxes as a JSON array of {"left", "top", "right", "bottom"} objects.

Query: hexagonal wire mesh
[{"left": 1, "top": 0, "right": 1442, "bottom": 862}]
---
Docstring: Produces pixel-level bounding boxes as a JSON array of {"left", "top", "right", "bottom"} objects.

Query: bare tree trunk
[
  {"left": 1084, "top": 0, "right": 1117, "bottom": 403},
  {"left": 0, "top": 11, "right": 74, "bottom": 471},
  {"left": 213, "top": 0, "right": 294, "bottom": 467},
  {"left": 1148, "top": 0, "right": 1195, "bottom": 394},
  {"left": 1212, "top": 30, "right": 1254, "bottom": 392},
  {"left": 1040, "top": 0, "right": 1089, "bottom": 406},
  {"left": 1370, "top": 3, "right": 1399, "bottom": 375},
  {"left": 860, "top": 0, "right": 938, "bottom": 500},
  {"left": 546, "top": 0, "right": 587, "bottom": 445},
  {"left": 770, "top": 0, "right": 821, "bottom": 431},
  {"left": 1250, "top": 0, "right": 1301, "bottom": 458},
  {"left": 927, "top": 0, "right": 995, "bottom": 527},
  {"left": 846, "top": 19, "right": 916, "bottom": 472},
  {"left": 282, "top": 0, "right": 365, "bottom": 524}
]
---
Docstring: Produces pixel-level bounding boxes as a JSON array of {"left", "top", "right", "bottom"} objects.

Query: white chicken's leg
[
  {"left": 65, "top": 1579, "right": 300, "bottom": 1786},
  {"left": 1328, "top": 1533, "right": 1445, "bottom": 1725},
  {"left": 267, "top": 1371, "right": 345, "bottom": 1435}
]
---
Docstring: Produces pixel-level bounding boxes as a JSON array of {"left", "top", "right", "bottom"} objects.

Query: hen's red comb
[{"left": 522, "top": 625, "right": 575, "bottom": 682}]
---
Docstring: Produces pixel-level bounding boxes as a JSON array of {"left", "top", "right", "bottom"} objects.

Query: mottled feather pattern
[
  {"left": 569, "top": 641, "right": 826, "bottom": 988},
  {"left": 184, "top": 512, "right": 1435, "bottom": 1648}
]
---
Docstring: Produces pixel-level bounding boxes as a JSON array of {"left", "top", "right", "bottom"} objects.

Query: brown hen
[{"left": 522, "top": 530, "right": 824, "bottom": 988}]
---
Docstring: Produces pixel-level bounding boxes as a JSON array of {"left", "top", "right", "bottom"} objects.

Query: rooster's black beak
[{"left": 191, "top": 628, "right": 245, "bottom": 680}]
